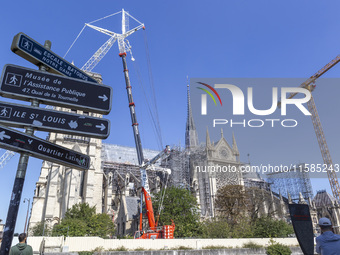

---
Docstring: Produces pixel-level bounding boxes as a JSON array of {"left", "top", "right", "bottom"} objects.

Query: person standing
[
  {"left": 9, "top": 233, "right": 33, "bottom": 255},
  {"left": 316, "top": 217, "right": 340, "bottom": 255}
]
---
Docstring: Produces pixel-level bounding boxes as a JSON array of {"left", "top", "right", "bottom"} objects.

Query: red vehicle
[{"left": 133, "top": 146, "right": 175, "bottom": 239}]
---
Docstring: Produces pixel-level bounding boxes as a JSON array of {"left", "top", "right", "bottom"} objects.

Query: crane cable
[
  {"left": 133, "top": 32, "right": 163, "bottom": 150},
  {"left": 131, "top": 61, "right": 163, "bottom": 150},
  {"left": 63, "top": 11, "right": 122, "bottom": 59},
  {"left": 142, "top": 30, "right": 163, "bottom": 147},
  {"left": 130, "top": 31, "right": 170, "bottom": 221},
  {"left": 64, "top": 25, "right": 86, "bottom": 59},
  {"left": 141, "top": 30, "right": 169, "bottom": 218}
]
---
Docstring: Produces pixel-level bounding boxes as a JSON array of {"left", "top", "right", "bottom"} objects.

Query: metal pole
[
  {"left": 23, "top": 198, "right": 30, "bottom": 234},
  {"left": 119, "top": 53, "right": 144, "bottom": 166},
  {"left": 119, "top": 52, "right": 146, "bottom": 231},
  {"left": 41, "top": 164, "right": 53, "bottom": 237},
  {"left": 0, "top": 40, "right": 51, "bottom": 255}
]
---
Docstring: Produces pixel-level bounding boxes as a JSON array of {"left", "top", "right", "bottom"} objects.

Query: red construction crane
[{"left": 80, "top": 9, "right": 175, "bottom": 239}]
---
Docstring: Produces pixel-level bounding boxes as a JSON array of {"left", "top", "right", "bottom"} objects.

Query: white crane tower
[{"left": 81, "top": 9, "right": 145, "bottom": 72}]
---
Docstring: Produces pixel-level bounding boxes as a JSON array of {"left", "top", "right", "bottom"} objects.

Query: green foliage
[
  {"left": 134, "top": 247, "right": 147, "bottom": 251},
  {"left": 110, "top": 246, "right": 128, "bottom": 251},
  {"left": 202, "top": 216, "right": 293, "bottom": 238},
  {"left": 242, "top": 241, "right": 263, "bottom": 249},
  {"left": 52, "top": 202, "right": 114, "bottom": 237},
  {"left": 78, "top": 252, "right": 93, "bottom": 255},
  {"left": 53, "top": 218, "right": 87, "bottom": 237},
  {"left": 203, "top": 217, "right": 253, "bottom": 238},
  {"left": 211, "top": 184, "right": 294, "bottom": 239},
  {"left": 92, "top": 246, "right": 104, "bottom": 252},
  {"left": 215, "top": 185, "right": 247, "bottom": 223},
  {"left": 203, "top": 245, "right": 229, "bottom": 249},
  {"left": 31, "top": 221, "right": 51, "bottom": 236},
  {"left": 202, "top": 218, "right": 231, "bottom": 238},
  {"left": 152, "top": 187, "right": 204, "bottom": 238},
  {"left": 65, "top": 202, "right": 96, "bottom": 221},
  {"left": 88, "top": 213, "right": 115, "bottom": 237},
  {"left": 266, "top": 239, "right": 291, "bottom": 255},
  {"left": 229, "top": 217, "right": 254, "bottom": 238},
  {"left": 176, "top": 246, "right": 191, "bottom": 250},
  {"left": 253, "top": 217, "right": 294, "bottom": 238}
]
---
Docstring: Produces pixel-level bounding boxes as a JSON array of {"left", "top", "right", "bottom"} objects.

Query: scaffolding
[
  {"left": 160, "top": 145, "right": 190, "bottom": 188},
  {"left": 266, "top": 163, "right": 314, "bottom": 203}
]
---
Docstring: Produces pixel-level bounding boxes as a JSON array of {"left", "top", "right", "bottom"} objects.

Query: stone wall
[{"left": 20, "top": 237, "right": 301, "bottom": 253}]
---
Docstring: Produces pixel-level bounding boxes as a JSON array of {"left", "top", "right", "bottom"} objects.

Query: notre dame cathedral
[{"left": 28, "top": 74, "right": 340, "bottom": 236}]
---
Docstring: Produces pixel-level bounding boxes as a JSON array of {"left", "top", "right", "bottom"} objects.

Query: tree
[
  {"left": 214, "top": 185, "right": 247, "bottom": 224},
  {"left": 52, "top": 203, "right": 114, "bottom": 237},
  {"left": 65, "top": 202, "right": 96, "bottom": 221},
  {"left": 152, "top": 187, "right": 203, "bottom": 238},
  {"left": 213, "top": 185, "right": 294, "bottom": 238},
  {"left": 252, "top": 217, "right": 294, "bottom": 238},
  {"left": 245, "top": 187, "right": 280, "bottom": 221},
  {"left": 88, "top": 213, "right": 115, "bottom": 237},
  {"left": 31, "top": 221, "right": 51, "bottom": 236},
  {"left": 53, "top": 218, "right": 87, "bottom": 237},
  {"left": 202, "top": 218, "right": 231, "bottom": 238}
]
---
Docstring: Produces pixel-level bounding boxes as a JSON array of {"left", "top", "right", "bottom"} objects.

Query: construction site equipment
[
  {"left": 267, "top": 163, "right": 313, "bottom": 203},
  {"left": 282, "top": 54, "right": 340, "bottom": 201},
  {"left": 81, "top": 9, "right": 144, "bottom": 72},
  {"left": 134, "top": 145, "right": 175, "bottom": 239},
  {"left": 83, "top": 9, "right": 175, "bottom": 239}
]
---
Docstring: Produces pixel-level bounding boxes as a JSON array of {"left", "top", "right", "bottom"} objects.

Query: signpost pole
[{"left": 0, "top": 40, "right": 51, "bottom": 255}]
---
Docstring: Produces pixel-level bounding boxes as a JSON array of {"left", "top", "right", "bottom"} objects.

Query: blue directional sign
[
  {"left": 0, "top": 101, "right": 110, "bottom": 139},
  {"left": 0, "top": 125, "right": 89, "bottom": 170},
  {"left": 11, "top": 32, "right": 98, "bottom": 84},
  {"left": 0, "top": 64, "right": 112, "bottom": 114}
]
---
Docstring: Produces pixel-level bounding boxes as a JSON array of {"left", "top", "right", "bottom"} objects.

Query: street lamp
[{"left": 23, "top": 198, "right": 30, "bottom": 234}]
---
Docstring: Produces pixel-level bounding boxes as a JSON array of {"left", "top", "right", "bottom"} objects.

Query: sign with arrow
[
  {"left": 0, "top": 125, "right": 90, "bottom": 170},
  {"left": 11, "top": 32, "right": 98, "bottom": 84},
  {"left": 0, "top": 64, "right": 112, "bottom": 114},
  {"left": 0, "top": 101, "right": 110, "bottom": 138}
]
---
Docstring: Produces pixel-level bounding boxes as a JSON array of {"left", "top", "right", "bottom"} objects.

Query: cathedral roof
[
  {"left": 313, "top": 190, "right": 338, "bottom": 207},
  {"left": 102, "top": 143, "right": 161, "bottom": 166}
]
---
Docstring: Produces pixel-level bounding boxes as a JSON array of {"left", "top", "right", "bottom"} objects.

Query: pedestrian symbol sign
[
  {"left": 0, "top": 101, "right": 110, "bottom": 138},
  {"left": 0, "top": 106, "right": 12, "bottom": 118},
  {"left": 5, "top": 73, "right": 22, "bottom": 87},
  {"left": 21, "top": 38, "right": 33, "bottom": 52},
  {"left": 0, "top": 64, "right": 112, "bottom": 114},
  {"left": 11, "top": 33, "right": 98, "bottom": 84}
]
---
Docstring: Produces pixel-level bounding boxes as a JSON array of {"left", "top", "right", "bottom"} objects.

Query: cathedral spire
[
  {"left": 298, "top": 192, "right": 307, "bottom": 204},
  {"left": 185, "top": 77, "right": 199, "bottom": 150},
  {"left": 288, "top": 192, "right": 292, "bottom": 203},
  {"left": 232, "top": 132, "right": 240, "bottom": 162},
  {"left": 206, "top": 127, "right": 211, "bottom": 147}
]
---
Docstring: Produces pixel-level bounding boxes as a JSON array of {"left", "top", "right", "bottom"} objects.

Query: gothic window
[
  {"left": 219, "top": 148, "right": 229, "bottom": 158},
  {"left": 36, "top": 185, "right": 40, "bottom": 197}
]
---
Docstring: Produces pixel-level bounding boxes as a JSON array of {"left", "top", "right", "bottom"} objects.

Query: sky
[{"left": 1, "top": 0, "right": 340, "bottom": 233}]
